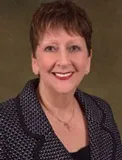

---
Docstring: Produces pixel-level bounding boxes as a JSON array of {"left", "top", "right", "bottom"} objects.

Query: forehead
[{"left": 38, "top": 28, "right": 84, "bottom": 44}]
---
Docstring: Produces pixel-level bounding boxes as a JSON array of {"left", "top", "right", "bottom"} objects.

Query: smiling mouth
[{"left": 52, "top": 72, "right": 74, "bottom": 80}]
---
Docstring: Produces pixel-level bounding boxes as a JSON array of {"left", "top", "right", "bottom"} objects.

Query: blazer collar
[
  {"left": 74, "top": 89, "right": 102, "bottom": 158},
  {"left": 18, "top": 78, "right": 53, "bottom": 137},
  {"left": 18, "top": 78, "right": 109, "bottom": 159},
  {"left": 18, "top": 79, "right": 102, "bottom": 135}
]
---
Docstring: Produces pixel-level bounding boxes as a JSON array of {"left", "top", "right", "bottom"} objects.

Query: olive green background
[{"left": 0, "top": 0, "right": 122, "bottom": 138}]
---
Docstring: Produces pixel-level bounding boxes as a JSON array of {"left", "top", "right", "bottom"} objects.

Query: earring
[{"left": 85, "top": 70, "right": 89, "bottom": 75}]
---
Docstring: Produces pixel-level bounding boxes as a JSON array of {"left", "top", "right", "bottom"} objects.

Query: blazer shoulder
[
  {"left": 82, "top": 91, "right": 113, "bottom": 114},
  {"left": 0, "top": 97, "right": 17, "bottom": 110},
  {"left": 0, "top": 97, "right": 19, "bottom": 124}
]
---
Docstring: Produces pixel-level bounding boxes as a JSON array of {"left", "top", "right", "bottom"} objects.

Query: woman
[{"left": 0, "top": 0, "right": 122, "bottom": 159}]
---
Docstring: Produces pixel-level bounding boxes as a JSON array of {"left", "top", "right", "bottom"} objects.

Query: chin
[{"left": 52, "top": 85, "right": 77, "bottom": 95}]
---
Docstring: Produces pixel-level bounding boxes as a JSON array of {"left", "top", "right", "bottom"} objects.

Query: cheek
[
  {"left": 73, "top": 58, "right": 88, "bottom": 72},
  {"left": 37, "top": 57, "right": 54, "bottom": 73}
]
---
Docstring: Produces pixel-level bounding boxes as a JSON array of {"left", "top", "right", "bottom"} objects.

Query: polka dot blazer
[{"left": 0, "top": 79, "right": 122, "bottom": 160}]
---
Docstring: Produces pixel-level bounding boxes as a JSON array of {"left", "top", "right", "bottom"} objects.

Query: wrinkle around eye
[
  {"left": 68, "top": 45, "right": 82, "bottom": 52},
  {"left": 44, "top": 46, "right": 57, "bottom": 52}
]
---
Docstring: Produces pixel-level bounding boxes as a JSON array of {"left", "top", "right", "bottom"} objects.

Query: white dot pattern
[{"left": 0, "top": 78, "right": 122, "bottom": 160}]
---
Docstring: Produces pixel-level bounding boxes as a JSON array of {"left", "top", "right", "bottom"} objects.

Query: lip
[
  {"left": 52, "top": 72, "right": 74, "bottom": 74},
  {"left": 52, "top": 72, "right": 74, "bottom": 80}
]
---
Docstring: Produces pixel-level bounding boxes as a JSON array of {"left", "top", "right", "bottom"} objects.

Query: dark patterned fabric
[{"left": 0, "top": 78, "right": 122, "bottom": 160}]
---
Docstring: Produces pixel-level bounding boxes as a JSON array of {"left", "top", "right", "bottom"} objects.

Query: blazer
[{"left": 0, "top": 78, "right": 122, "bottom": 160}]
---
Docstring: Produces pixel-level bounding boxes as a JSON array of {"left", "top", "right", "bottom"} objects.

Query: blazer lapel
[
  {"left": 75, "top": 90, "right": 102, "bottom": 160},
  {"left": 75, "top": 90, "right": 115, "bottom": 160},
  {"left": 18, "top": 79, "right": 74, "bottom": 160}
]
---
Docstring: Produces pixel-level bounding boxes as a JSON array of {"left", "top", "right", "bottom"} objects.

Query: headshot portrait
[{"left": 0, "top": 0, "right": 122, "bottom": 159}]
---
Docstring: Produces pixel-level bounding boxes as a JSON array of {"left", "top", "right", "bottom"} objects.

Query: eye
[
  {"left": 68, "top": 45, "right": 81, "bottom": 52},
  {"left": 44, "top": 46, "right": 57, "bottom": 52}
]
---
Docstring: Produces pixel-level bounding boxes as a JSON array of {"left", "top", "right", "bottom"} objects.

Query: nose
[{"left": 56, "top": 50, "right": 71, "bottom": 68}]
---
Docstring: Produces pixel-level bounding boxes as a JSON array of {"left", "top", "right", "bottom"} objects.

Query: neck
[{"left": 38, "top": 82, "right": 76, "bottom": 117}]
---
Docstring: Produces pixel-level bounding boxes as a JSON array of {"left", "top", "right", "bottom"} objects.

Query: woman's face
[{"left": 32, "top": 29, "right": 92, "bottom": 94}]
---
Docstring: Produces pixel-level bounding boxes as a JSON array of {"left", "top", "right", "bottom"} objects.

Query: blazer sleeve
[
  {"left": 0, "top": 129, "right": 7, "bottom": 160},
  {"left": 93, "top": 95, "right": 122, "bottom": 159},
  {"left": 0, "top": 115, "right": 6, "bottom": 159},
  {"left": 106, "top": 103, "right": 122, "bottom": 159},
  {"left": 0, "top": 104, "right": 9, "bottom": 160}
]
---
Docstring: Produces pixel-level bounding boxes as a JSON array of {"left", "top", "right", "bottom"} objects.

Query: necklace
[{"left": 39, "top": 95, "right": 75, "bottom": 131}]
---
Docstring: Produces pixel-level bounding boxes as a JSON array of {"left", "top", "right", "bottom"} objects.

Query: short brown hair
[{"left": 30, "top": 0, "right": 93, "bottom": 57}]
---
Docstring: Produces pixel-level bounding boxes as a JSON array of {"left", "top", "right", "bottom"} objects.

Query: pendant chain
[{"left": 39, "top": 95, "right": 75, "bottom": 131}]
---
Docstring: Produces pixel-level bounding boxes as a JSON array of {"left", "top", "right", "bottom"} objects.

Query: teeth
[{"left": 54, "top": 72, "right": 72, "bottom": 77}]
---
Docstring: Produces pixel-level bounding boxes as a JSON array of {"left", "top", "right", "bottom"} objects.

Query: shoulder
[
  {"left": 80, "top": 90, "right": 121, "bottom": 135},
  {"left": 77, "top": 89, "right": 113, "bottom": 114},
  {"left": 85, "top": 92, "right": 112, "bottom": 110},
  {"left": 0, "top": 97, "right": 18, "bottom": 113},
  {"left": 0, "top": 97, "right": 19, "bottom": 128},
  {"left": 82, "top": 92, "right": 122, "bottom": 158}
]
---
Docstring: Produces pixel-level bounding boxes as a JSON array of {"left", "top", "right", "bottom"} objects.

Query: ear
[
  {"left": 85, "top": 49, "right": 92, "bottom": 75},
  {"left": 31, "top": 54, "right": 39, "bottom": 76}
]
